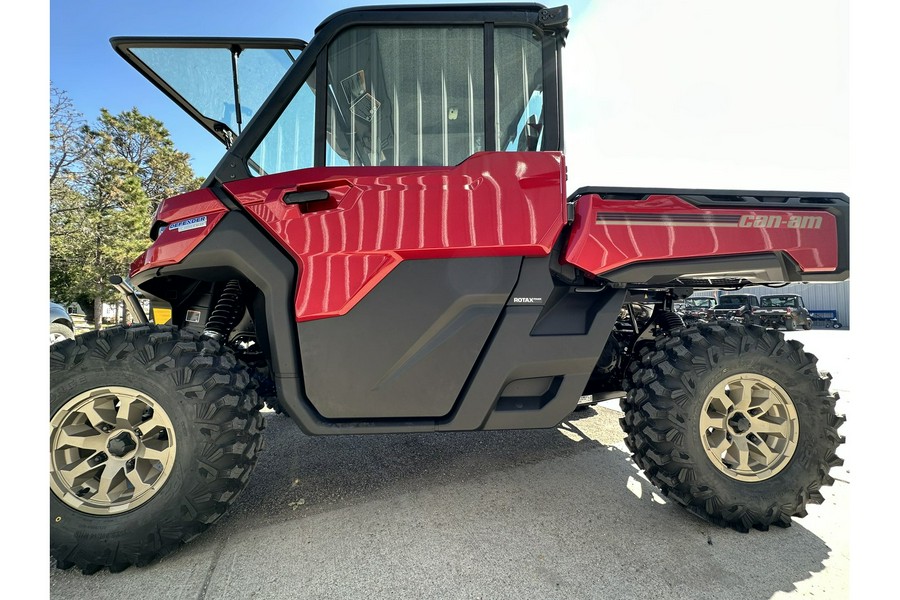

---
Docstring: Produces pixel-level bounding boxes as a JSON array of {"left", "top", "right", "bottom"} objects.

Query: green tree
[
  {"left": 49, "top": 86, "right": 93, "bottom": 311},
  {"left": 50, "top": 92, "right": 202, "bottom": 328},
  {"left": 50, "top": 86, "right": 91, "bottom": 195}
]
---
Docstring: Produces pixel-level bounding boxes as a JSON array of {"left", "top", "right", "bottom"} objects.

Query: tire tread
[
  {"left": 619, "top": 321, "right": 844, "bottom": 531},
  {"left": 50, "top": 325, "right": 264, "bottom": 573}
]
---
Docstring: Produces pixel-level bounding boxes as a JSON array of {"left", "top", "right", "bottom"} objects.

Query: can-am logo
[{"left": 738, "top": 214, "right": 822, "bottom": 229}]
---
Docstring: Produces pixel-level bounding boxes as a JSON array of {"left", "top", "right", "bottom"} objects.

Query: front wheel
[
  {"left": 620, "top": 322, "right": 844, "bottom": 531},
  {"left": 50, "top": 326, "right": 264, "bottom": 573}
]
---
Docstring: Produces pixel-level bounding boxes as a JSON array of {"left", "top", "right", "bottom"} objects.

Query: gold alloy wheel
[
  {"left": 50, "top": 386, "right": 177, "bottom": 515},
  {"left": 699, "top": 373, "right": 799, "bottom": 482}
]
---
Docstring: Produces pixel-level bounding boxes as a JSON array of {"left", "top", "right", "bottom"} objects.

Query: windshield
[
  {"left": 686, "top": 298, "right": 714, "bottom": 308},
  {"left": 114, "top": 39, "right": 306, "bottom": 147},
  {"left": 131, "top": 47, "right": 298, "bottom": 137},
  {"left": 761, "top": 296, "right": 799, "bottom": 308}
]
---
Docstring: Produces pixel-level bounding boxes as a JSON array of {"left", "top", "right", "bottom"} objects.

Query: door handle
[{"left": 283, "top": 190, "right": 331, "bottom": 205}]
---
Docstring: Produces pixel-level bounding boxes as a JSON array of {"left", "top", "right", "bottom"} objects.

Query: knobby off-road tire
[
  {"left": 620, "top": 321, "right": 844, "bottom": 532},
  {"left": 50, "top": 326, "right": 265, "bottom": 573}
]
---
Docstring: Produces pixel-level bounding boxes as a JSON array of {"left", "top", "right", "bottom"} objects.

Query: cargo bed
[{"left": 564, "top": 186, "right": 849, "bottom": 287}]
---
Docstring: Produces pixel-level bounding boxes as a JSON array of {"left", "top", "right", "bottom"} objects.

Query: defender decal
[{"left": 169, "top": 215, "right": 208, "bottom": 233}]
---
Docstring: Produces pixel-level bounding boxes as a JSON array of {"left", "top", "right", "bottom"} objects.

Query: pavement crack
[{"left": 196, "top": 536, "right": 229, "bottom": 600}]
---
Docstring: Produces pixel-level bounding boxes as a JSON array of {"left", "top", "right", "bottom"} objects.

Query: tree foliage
[{"left": 49, "top": 86, "right": 202, "bottom": 327}]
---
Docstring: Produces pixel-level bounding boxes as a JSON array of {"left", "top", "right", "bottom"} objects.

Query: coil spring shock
[{"left": 202, "top": 280, "right": 244, "bottom": 341}]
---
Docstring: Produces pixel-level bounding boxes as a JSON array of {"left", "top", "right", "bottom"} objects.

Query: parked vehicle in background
[
  {"left": 49, "top": 302, "right": 75, "bottom": 344},
  {"left": 708, "top": 294, "right": 760, "bottom": 324},
  {"left": 679, "top": 296, "right": 716, "bottom": 324},
  {"left": 756, "top": 294, "right": 812, "bottom": 331}
]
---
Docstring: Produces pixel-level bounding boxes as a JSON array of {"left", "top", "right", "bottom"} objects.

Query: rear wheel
[
  {"left": 50, "top": 326, "right": 264, "bottom": 573},
  {"left": 785, "top": 318, "right": 797, "bottom": 331},
  {"left": 620, "top": 322, "right": 844, "bottom": 531}
]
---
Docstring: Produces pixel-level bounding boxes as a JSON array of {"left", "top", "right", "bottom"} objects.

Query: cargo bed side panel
[{"left": 564, "top": 188, "right": 848, "bottom": 284}]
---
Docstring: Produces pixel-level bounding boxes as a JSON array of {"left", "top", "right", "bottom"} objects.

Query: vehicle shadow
[{"left": 50, "top": 408, "right": 840, "bottom": 600}]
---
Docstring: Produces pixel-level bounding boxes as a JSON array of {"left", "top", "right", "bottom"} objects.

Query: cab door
[
  {"left": 116, "top": 6, "right": 571, "bottom": 421},
  {"left": 220, "top": 13, "right": 568, "bottom": 420}
]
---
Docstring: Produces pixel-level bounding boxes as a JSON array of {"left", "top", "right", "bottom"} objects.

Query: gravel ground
[{"left": 49, "top": 330, "right": 852, "bottom": 599}]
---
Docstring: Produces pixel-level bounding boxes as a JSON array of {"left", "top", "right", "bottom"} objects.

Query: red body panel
[
  {"left": 564, "top": 194, "right": 838, "bottom": 277},
  {"left": 130, "top": 189, "right": 228, "bottom": 277},
  {"left": 223, "top": 152, "right": 566, "bottom": 322}
]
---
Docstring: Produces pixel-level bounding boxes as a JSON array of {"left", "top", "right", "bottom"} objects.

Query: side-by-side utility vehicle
[
  {"left": 678, "top": 296, "right": 716, "bottom": 325},
  {"left": 708, "top": 294, "right": 762, "bottom": 324},
  {"left": 756, "top": 294, "right": 814, "bottom": 331},
  {"left": 49, "top": 3, "right": 848, "bottom": 573}
]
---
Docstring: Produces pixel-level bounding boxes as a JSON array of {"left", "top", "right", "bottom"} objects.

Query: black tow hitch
[{"left": 109, "top": 275, "right": 150, "bottom": 325}]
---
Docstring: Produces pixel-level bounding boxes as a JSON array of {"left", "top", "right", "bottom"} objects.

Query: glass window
[
  {"left": 247, "top": 24, "right": 548, "bottom": 174},
  {"left": 326, "top": 26, "right": 485, "bottom": 167},
  {"left": 719, "top": 296, "right": 748, "bottom": 307},
  {"left": 249, "top": 77, "right": 316, "bottom": 175},
  {"left": 494, "top": 27, "right": 544, "bottom": 152},
  {"left": 761, "top": 296, "right": 800, "bottom": 308},
  {"left": 131, "top": 47, "right": 296, "bottom": 136}
]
